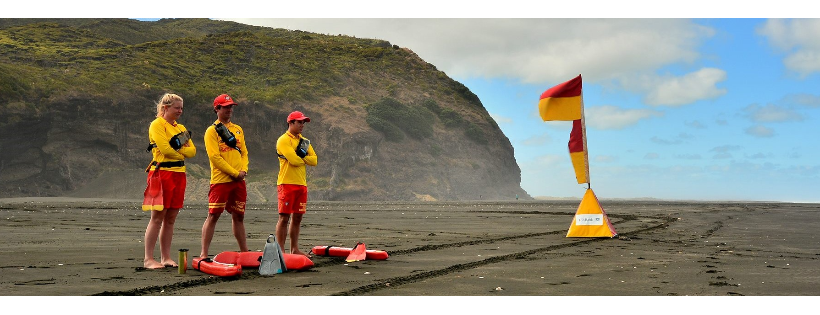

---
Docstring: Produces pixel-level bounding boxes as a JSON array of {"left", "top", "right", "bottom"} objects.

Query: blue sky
[{"left": 217, "top": 17, "right": 820, "bottom": 203}]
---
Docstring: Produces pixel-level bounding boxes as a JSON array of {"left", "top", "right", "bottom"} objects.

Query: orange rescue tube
[
  {"left": 191, "top": 257, "right": 242, "bottom": 277},
  {"left": 283, "top": 253, "right": 314, "bottom": 271},
  {"left": 213, "top": 251, "right": 315, "bottom": 271},
  {"left": 213, "top": 251, "right": 261, "bottom": 267},
  {"left": 311, "top": 246, "right": 389, "bottom": 260}
]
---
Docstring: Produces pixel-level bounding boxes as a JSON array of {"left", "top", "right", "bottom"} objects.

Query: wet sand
[{"left": 1, "top": 198, "right": 819, "bottom": 310}]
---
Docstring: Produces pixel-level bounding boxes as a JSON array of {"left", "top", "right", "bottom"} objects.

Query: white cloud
[
  {"left": 227, "top": 19, "right": 714, "bottom": 84},
  {"left": 758, "top": 19, "right": 820, "bottom": 77},
  {"left": 711, "top": 145, "right": 742, "bottom": 153},
  {"left": 644, "top": 152, "right": 660, "bottom": 159},
  {"left": 783, "top": 93, "right": 820, "bottom": 107},
  {"left": 490, "top": 113, "right": 513, "bottom": 124},
  {"left": 585, "top": 105, "right": 663, "bottom": 130},
  {"left": 685, "top": 120, "right": 706, "bottom": 129},
  {"left": 743, "top": 104, "right": 803, "bottom": 122},
  {"left": 225, "top": 19, "right": 730, "bottom": 108},
  {"left": 595, "top": 155, "right": 618, "bottom": 162},
  {"left": 747, "top": 153, "right": 772, "bottom": 159},
  {"left": 522, "top": 133, "right": 552, "bottom": 146},
  {"left": 745, "top": 125, "right": 775, "bottom": 138},
  {"left": 650, "top": 136, "right": 683, "bottom": 145},
  {"left": 642, "top": 68, "right": 728, "bottom": 106},
  {"left": 675, "top": 154, "right": 702, "bottom": 160}
]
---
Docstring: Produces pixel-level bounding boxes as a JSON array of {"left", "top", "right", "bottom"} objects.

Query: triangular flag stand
[{"left": 566, "top": 188, "right": 617, "bottom": 238}]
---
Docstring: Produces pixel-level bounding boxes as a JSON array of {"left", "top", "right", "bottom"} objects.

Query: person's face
[
  {"left": 289, "top": 119, "right": 306, "bottom": 134},
  {"left": 164, "top": 100, "right": 183, "bottom": 121},
  {"left": 217, "top": 104, "right": 234, "bottom": 121}
]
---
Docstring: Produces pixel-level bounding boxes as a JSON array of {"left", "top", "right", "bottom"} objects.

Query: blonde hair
[{"left": 155, "top": 93, "right": 183, "bottom": 118}]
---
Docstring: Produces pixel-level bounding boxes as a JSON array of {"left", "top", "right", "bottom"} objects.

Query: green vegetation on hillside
[
  {"left": 366, "top": 97, "right": 434, "bottom": 141},
  {"left": 0, "top": 18, "right": 522, "bottom": 201}
]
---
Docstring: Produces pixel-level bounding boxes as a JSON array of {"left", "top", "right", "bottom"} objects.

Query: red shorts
[
  {"left": 208, "top": 181, "right": 247, "bottom": 214},
  {"left": 278, "top": 184, "right": 307, "bottom": 214},
  {"left": 148, "top": 170, "right": 186, "bottom": 210}
]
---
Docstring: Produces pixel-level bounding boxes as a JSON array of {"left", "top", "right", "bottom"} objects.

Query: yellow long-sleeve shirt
[
  {"left": 148, "top": 117, "right": 196, "bottom": 172},
  {"left": 205, "top": 120, "right": 249, "bottom": 184},
  {"left": 276, "top": 131, "right": 317, "bottom": 186}
]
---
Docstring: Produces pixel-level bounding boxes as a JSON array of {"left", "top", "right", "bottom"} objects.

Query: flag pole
[{"left": 580, "top": 89, "right": 591, "bottom": 189}]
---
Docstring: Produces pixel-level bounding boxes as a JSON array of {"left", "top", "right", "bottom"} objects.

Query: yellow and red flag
[
  {"left": 568, "top": 119, "right": 589, "bottom": 184},
  {"left": 539, "top": 74, "right": 583, "bottom": 121},
  {"left": 540, "top": 75, "right": 615, "bottom": 238},
  {"left": 539, "top": 74, "right": 589, "bottom": 184}
]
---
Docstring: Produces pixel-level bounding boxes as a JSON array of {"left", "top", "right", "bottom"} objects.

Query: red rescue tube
[
  {"left": 213, "top": 251, "right": 315, "bottom": 271},
  {"left": 191, "top": 257, "right": 242, "bottom": 277},
  {"left": 213, "top": 251, "right": 260, "bottom": 267},
  {"left": 311, "top": 246, "right": 389, "bottom": 260},
  {"left": 283, "top": 253, "right": 314, "bottom": 271}
]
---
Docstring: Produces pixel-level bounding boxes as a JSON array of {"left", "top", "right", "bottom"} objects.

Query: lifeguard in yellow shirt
[
  {"left": 199, "top": 94, "right": 250, "bottom": 259},
  {"left": 276, "top": 111, "right": 317, "bottom": 257},
  {"left": 143, "top": 93, "right": 196, "bottom": 269}
]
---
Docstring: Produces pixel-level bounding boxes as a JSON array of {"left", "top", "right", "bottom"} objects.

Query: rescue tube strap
[
  {"left": 152, "top": 161, "right": 185, "bottom": 168},
  {"left": 322, "top": 246, "right": 333, "bottom": 256},
  {"left": 145, "top": 160, "right": 184, "bottom": 172},
  {"left": 195, "top": 257, "right": 213, "bottom": 270}
]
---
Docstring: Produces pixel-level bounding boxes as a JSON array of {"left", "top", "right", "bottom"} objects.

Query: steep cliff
[{"left": 0, "top": 18, "right": 530, "bottom": 201}]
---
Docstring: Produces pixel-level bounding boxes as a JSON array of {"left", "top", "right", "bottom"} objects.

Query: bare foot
[
  {"left": 291, "top": 249, "right": 310, "bottom": 258},
  {"left": 144, "top": 259, "right": 164, "bottom": 269},
  {"left": 161, "top": 259, "right": 178, "bottom": 268}
]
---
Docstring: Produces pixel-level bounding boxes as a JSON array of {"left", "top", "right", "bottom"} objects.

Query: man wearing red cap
[
  {"left": 199, "top": 94, "right": 250, "bottom": 259},
  {"left": 275, "top": 111, "right": 317, "bottom": 257}
]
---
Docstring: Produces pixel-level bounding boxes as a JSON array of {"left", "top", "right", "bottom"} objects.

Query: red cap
[
  {"left": 213, "top": 94, "right": 238, "bottom": 108},
  {"left": 287, "top": 111, "right": 310, "bottom": 122}
]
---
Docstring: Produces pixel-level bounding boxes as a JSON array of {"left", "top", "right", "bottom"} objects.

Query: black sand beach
[{"left": 1, "top": 198, "right": 819, "bottom": 312}]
